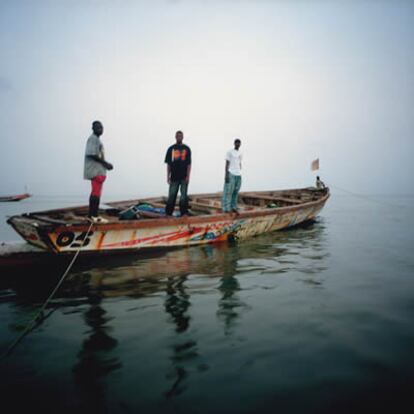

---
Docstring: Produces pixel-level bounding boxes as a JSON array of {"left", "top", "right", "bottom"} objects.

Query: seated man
[{"left": 315, "top": 176, "right": 326, "bottom": 190}]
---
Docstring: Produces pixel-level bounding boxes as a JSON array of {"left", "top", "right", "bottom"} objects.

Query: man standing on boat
[
  {"left": 84, "top": 120, "right": 113, "bottom": 223},
  {"left": 222, "top": 139, "right": 242, "bottom": 213},
  {"left": 164, "top": 130, "right": 192, "bottom": 216}
]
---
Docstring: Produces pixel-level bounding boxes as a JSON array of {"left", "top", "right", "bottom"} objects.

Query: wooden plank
[
  {"left": 147, "top": 201, "right": 166, "bottom": 209},
  {"left": 28, "top": 214, "right": 70, "bottom": 225},
  {"left": 64, "top": 213, "right": 91, "bottom": 222},
  {"left": 241, "top": 193, "right": 303, "bottom": 204},
  {"left": 189, "top": 201, "right": 223, "bottom": 212},
  {"left": 137, "top": 210, "right": 165, "bottom": 218},
  {"left": 188, "top": 206, "right": 214, "bottom": 215}
]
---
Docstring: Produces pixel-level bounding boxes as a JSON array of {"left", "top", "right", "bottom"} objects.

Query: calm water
[{"left": 1, "top": 193, "right": 414, "bottom": 413}]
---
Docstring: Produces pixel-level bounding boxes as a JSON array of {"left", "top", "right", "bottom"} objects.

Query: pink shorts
[{"left": 91, "top": 175, "right": 106, "bottom": 197}]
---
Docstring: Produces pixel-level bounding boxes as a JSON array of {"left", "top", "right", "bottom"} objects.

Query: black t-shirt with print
[{"left": 164, "top": 144, "right": 192, "bottom": 181}]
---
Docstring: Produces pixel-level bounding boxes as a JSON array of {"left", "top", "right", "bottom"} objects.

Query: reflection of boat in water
[
  {"left": 86, "top": 219, "right": 328, "bottom": 294},
  {"left": 8, "top": 219, "right": 321, "bottom": 295},
  {"left": 0, "top": 193, "right": 31, "bottom": 202},
  {"left": 0, "top": 219, "right": 328, "bottom": 288},
  {"left": 6, "top": 188, "right": 329, "bottom": 255}
]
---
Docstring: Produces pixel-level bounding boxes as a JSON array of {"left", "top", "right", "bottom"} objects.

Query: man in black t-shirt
[{"left": 164, "top": 130, "right": 192, "bottom": 216}]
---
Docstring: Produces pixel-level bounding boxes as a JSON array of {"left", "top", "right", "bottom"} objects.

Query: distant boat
[
  {"left": 6, "top": 187, "right": 329, "bottom": 255},
  {"left": 0, "top": 193, "right": 31, "bottom": 202}
]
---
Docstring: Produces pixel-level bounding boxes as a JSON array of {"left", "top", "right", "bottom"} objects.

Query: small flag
[{"left": 311, "top": 158, "right": 319, "bottom": 171}]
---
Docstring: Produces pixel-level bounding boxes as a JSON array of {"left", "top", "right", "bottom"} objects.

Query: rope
[
  {"left": 330, "top": 185, "right": 407, "bottom": 209},
  {"left": 1, "top": 222, "right": 94, "bottom": 359}
]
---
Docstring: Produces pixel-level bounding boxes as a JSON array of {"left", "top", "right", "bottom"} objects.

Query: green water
[{"left": 1, "top": 194, "right": 414, "bottom": 413}]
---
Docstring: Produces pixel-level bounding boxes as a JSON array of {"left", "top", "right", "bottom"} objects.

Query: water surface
[{"left": 1, "top": 194, "right": 413, "bottom": 413}]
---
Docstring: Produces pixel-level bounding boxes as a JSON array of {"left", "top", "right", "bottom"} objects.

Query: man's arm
[
  {"left": 165, "top": 147, "right": 172, "bottom": 183},
  {"left": 185, "top": 164, "right": 191, "bottom": 184},
  {"left": 184, "top": 147, "right": 191, "bottom": 184},
  {"left": 87, "top": 155, "right": 113, "bottom": 170},
  {"left": 224, "top": 160, "right": 230, "bottom": 183}
]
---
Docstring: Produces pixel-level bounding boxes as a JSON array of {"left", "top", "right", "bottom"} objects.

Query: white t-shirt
[{"left": 226, "top": 149, "right": 242, "bottom": 176}]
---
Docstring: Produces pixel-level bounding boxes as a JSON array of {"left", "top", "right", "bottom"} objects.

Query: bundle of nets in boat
[{"left": 119, "top": 203, "right": 180, "bottom": 220}]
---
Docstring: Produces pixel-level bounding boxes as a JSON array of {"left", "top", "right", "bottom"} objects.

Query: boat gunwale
[
  {"left": 8, "top": 189, "right": 330, "bottom": 234},
  {"left": 12, "top": 187, "right": 327, "bottom": 216}
]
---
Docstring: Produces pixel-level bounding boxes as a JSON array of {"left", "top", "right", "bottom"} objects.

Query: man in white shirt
[{"left": 222, "top": 139, "right": 242, "bottom": 213}]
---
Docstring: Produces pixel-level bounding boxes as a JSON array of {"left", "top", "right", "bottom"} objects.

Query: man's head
[
  {"left": 234, "top": 139, "right": 241, "bottom": 150},
  {"left": 92, "top": 121, "right": 104, "bottom": 137},
  {"left": 175, "top": 130, "right": 184, "bottom": 144},
  {"left": 316, "top": 176, "right": 320, "bottom": 180}
]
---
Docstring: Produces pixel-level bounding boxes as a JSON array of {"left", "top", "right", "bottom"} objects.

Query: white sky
[{"left": 0, "top": 0, "right": 413, "bottom": 198}]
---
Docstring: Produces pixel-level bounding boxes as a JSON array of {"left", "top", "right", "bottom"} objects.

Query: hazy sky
[{"left": 0, "top": 0, "right": 413, "bottom": 198}]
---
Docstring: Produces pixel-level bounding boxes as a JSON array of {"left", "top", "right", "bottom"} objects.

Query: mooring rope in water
[
  {"left": 1, "top": 222, "right": 94, "bottom": 359},
  {"left": 330, "top": 185, "right": 407, "bottom": 209}
]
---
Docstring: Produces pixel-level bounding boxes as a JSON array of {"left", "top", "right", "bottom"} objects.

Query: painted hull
[{"left": 7, "top": 189, "right": 329, "bottom": 255}]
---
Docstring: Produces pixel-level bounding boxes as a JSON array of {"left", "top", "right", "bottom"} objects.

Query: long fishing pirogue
[
  {"left": 7, "top": 187, "right": 329, "bottom": 255},
  {"left": 0, "top": 193, "right": 31, "bottom": 202}
]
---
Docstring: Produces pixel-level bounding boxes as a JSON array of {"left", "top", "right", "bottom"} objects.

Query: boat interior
[{"left": 21, "top": 188, "right": 328, "bottom": 225}]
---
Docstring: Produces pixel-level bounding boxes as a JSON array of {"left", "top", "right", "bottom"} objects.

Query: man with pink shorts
[{"left": 83, "top": 121, "right": 113, "bottom": 223}]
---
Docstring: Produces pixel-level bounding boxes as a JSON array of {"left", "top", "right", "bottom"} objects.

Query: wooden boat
[
  {"left": 6, "top": 187, "right": 329, "bottom": 255},
  {"left": 0, "top": 193, "right": 31, "bottom": 202}
]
